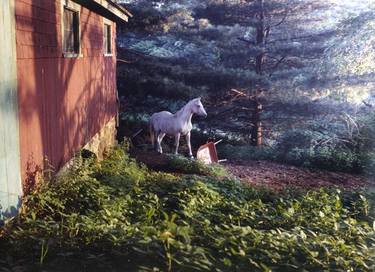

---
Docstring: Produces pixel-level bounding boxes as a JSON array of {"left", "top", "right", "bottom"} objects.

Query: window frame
[
  {"left": 61, "top": 0, "right": 81, "bottom": 58},
  {"left": 103, "top": 19, "right": 113, "bottom": 57}
]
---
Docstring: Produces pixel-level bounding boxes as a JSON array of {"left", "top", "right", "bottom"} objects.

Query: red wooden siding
[{"left": 15, "top": 0, "right": 118, "bottom": 186}]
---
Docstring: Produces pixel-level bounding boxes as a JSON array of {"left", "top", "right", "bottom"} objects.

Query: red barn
[{"left": 0, "top": 0, "right": 131, "bottom": 219}]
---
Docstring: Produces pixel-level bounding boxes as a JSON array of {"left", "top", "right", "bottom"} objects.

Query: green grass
[
  {"left": 1, "top": 145, "right": 375, "bottom": 271},
  {"left": 165, "top": 154, "right": 228, "bottom": 178}
]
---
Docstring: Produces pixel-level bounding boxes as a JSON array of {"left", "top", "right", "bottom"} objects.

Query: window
[
  {"left": 104, "top": 23, "right": 112, "bottom": 55},
  {"left": 63, "top": 7, "right": 80, "bottom": 55}
]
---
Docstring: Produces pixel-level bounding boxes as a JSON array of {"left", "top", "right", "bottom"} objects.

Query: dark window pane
[
  {"left": 104, "top": 24, "right": 111, "bottom": 54},
  {"left": 103, "top": 25, "right": 108, "bottom": 53},
  {"left": 63, "top": 8, "right": 79, "bottom": 54},
  {"left": 73, "top": 13, "right": 80, "bottom": 53}
]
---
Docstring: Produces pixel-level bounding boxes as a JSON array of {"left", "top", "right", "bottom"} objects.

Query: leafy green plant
[
  {"left": 0, "top": 145, "right": 374, "bottom": 271},
  {"left": 166, "top": 154, "right": 227, "bottom": 178},
  {"left": 218, "top": 144, "right": 275, "bottom": 162},
  {"left": 219, "top": 143, "right": 368, "bottom": 174}
]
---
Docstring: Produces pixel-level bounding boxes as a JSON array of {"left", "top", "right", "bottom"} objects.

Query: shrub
[
  {"left": 218, "top": 144, "right": 275, "bottom": 161},
  {"left": 166, "top": 154, "right": 228, "bottom": 178},
  {"left": 219, "top": 142, "right": 365, "bottom": 173},
  {"left": 310, "top": 147, "right": 360, "bottom": 172},
  {"left": 1, "top": 146, "right": 375, "bottom": 271},
  {"left": 362, "top": 152, "right": 375, "bottom": 176}
]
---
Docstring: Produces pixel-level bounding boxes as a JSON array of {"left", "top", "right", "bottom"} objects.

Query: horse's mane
[{"left": 175, "top": 99, "right": 195, "bottom": 117}]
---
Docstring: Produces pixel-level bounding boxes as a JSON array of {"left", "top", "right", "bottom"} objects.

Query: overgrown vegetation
[
  {"left": 219, "top": 144, "right": 367, "bottom": 174},
  {"left": 219, "top": 112, "right": 375, "bottom": 176},
  {"left": 165, "top": 154, "right": 228, "bottom": 177},
  {"left": 1, "top": 145, "right": 375, "bottom": 271}
]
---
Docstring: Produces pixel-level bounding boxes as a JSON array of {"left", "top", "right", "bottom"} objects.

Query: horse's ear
[{"left": 197, "top": 97, "right": 202, "bottom": 101}]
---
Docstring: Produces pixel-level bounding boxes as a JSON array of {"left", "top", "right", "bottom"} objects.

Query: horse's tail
[{"left": 149, "top": 121, "right": 155, "bottom": 149}]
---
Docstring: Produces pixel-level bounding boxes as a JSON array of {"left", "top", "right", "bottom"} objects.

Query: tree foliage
[{"left": 116, "top": 0, "right": 375, "bottom": 169}]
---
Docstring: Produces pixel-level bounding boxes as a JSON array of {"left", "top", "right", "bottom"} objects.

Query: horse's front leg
[
  {"left": 186, "top": 132, "right": 193, "bottom": 158},
  {"left": 157, "top": 133, "right": 166, "bottom": 154},
  {"left": 174, "top": 133, "right": 180, "bottom": 155}
]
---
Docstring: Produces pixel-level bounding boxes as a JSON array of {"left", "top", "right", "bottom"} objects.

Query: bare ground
[{"left": 224, "top": 160, "right": 370, "bottom": 190}]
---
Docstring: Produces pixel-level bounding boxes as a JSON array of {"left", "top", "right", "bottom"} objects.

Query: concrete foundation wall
[{"left": 83, "top": 117, "right": 117, "bottom": 160}]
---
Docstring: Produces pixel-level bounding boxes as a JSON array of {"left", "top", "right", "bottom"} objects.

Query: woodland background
[{"left": 116, "top": 0, "right": 375, "bottom": 175}]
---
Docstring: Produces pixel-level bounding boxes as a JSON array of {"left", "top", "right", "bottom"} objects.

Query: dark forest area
[{"left": 117, "top": 0, "right": 375, "bottom": 176}]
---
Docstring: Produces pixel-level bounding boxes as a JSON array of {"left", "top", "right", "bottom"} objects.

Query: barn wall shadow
[{"left": 16, "top": 0, "right": 117, "bottom": 194}]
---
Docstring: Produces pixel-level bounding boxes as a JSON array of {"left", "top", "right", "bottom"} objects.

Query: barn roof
[{"left": 75, "top": 0, "right": 133, "bottom": 23}]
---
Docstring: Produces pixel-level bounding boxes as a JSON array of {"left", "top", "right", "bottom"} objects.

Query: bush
[
  {"left": 166, "top": 154, "right": 228, "bottom": 178},
  {"left": 1, "top": 146, "right": 375, "bottom": 271},
  {"left": 218, "top": 144, "right": 275, "bottom": 161},
  {"left": 309, "top": 147, "right": 360, "bottom": 172},
  {"left": 363, "top": 152, "right": 375, "bottom": 176},
  {"left": 219, "top": 137, "right": 366, "bottom": 174}
]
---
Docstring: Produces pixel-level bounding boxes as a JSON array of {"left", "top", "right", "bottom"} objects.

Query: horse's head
[{"left": 191, "top": 98, "right": 207, "bottom": 118}]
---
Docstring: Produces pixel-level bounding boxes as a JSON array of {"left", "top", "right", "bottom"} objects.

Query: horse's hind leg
[
  {"left": 156, "top": 132, "right": 166, "bottom": 154},
  {"left": 149, "top": 123, "right": 155, "bottom": 150},
  {"left": 174, "top": 133, "right": 180, "bottom": 155}
]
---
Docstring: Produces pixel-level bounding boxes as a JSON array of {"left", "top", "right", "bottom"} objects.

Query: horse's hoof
[{"left": 189, "top": 155, "right": 195, "bottom": 160}]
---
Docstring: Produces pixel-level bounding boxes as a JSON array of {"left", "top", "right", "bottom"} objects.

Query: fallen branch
[{"left": 117, "top": 58, "right": 137, "bottom": 64}]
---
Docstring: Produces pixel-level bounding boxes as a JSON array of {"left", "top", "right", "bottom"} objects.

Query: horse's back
[
  {"left": 150, "top": 111, "right": 173, "bottom": 122},
  {"left": 150, "top": 111, "right": 176, "bottom": 133}
]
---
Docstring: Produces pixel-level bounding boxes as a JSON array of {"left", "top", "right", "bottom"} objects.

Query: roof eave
[
  {"left": 107, "top": 0, "right": 133, "bottom": 18},
  {"left": 73, "top": 0, "right": 132, "bottom": 23}
]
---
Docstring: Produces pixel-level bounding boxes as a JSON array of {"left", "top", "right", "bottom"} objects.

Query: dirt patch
[
  {"left": 132, "top": 150, "right": 172, "bottom": 171},
  {"left": 131, "top": 148, "right": 371, "bottom": 190},
  {"left": 224, "top": 160, "right": 370, "bottom": 190}
]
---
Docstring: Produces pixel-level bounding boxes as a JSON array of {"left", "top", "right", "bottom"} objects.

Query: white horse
[{"left": 149, "top": 98, "right": 207, "bottom": 157}]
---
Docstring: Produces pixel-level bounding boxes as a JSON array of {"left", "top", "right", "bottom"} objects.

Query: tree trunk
[
  {"left": 251, "top": 0, "right": 265, "bottom": 146},
  {"left": 251, "top": 100, "right": 263, "bottom": 146},
  {"left": 255, "top": 0, "right": 266, "bottom": 75}
]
